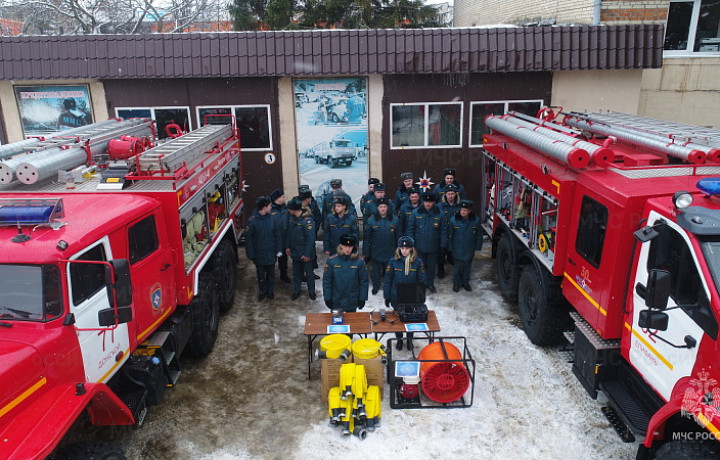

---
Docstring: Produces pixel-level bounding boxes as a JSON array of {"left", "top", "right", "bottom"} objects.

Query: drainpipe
[{"left": 592, "top": 0, "right": 602, "bottom": 25}]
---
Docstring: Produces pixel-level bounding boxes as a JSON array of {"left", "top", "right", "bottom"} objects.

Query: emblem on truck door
[{"left": 151, "top": 284, "right": 162, "bottom": 310}]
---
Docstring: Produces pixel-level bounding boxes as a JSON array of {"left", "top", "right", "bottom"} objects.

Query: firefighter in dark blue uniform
[
  {"left": 324, "top": 196, "right": 359, "bottom": 256},
  {"left": 362, "top": 197, "right": 400, "bottom": 295},
  {"left": 448, "top": 199, "right": 483, "bottom": 292},
  {"left": 286, "top": 197, "right": 317, "bottom": 300},
  {"left": 245, "top": 196, "right": 282, "bottom": 301},
  {"left": 384, "top": 236, "right": 426, "bottom": 350},
  {"left": 437, "top": 182, "right": 461, "bottom": 279},
  {"left": 362, "top": 182, "right": 394, "bottom": 220},
  {"left": 269, "top": 188, "right": 291, "bottom": 284},
  {"left": 406, "top": 191, "right": 446, "bottom": 293},
  {"left": 397, "top": 187, "right": 421, "bottom": 236},
  {"left": 299, "top": 184, "right": 322, "bottom": 279},
  {"left": 323, "top": 234, "right": 369, "bottom": 312},
  {"left": 433, "top": 168, "right": 467, "bottom": 201},
  {"left": 321, "top": 179, "right": 356, "bottom": 224},
  {"left": 360, "top": 178, "right": 380, "bottom": 217},
  {"left": 394, "top": 172, "right": 415, "bottom": 215}
]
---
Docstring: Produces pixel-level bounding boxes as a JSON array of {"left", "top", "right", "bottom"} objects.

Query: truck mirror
[
  {"left": 645, "top": 269, "right": 671, "bottom": 309},
  {"left": 638, "top": 309, "right": 669, "bottom": 331},
  {"left": 108, "top": 259, "right": 133, "bottom": 307},
  {"left": 98, "top": 306, "right": 133, "bottom": 327}
]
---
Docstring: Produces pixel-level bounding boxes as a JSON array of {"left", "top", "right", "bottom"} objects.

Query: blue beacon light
[{"left": 697, "top": 178, "right": 720, "bottom": 196}]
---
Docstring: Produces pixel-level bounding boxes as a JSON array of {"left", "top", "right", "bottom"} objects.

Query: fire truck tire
[
  {"left": 517, "top": 264, "right": 566, "bottom": 346},
  {"left": 53, "top": 441, "right": 126, "bottom": 460},
  {"left": 496, "top": 234, "right": 520, "bottom": 303},
  {"left": 654, "top": 439, "right": 720, "bottom": 460},
  {"left": 212, "top": 239, "right": 237, "bottom": 312},
  {"left": 186, "top": 272, "right": 220, "bottom": 357}
]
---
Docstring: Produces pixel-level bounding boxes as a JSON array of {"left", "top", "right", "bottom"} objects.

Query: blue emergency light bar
[
  {"left": 697, "top": 178, "right": 720, "bottom": 196},
  {"left": 0, "top": 198, "right": 65, "bottom": 225}
]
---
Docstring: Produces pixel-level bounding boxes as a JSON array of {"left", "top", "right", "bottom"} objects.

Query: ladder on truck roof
[{"left": 135, "top": 124, "right": 232, "bottom": 175}]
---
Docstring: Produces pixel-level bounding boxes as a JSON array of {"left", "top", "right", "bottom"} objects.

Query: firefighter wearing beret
[
  {"left": 406, "top": 191, "right": 447, "bottom": 293},
  {"left": 323, "top": 234, "right": 369, "bottom": 312},
  {"left": 362, "top": 196, "right": 400, "bottom": 295},
  {"left": 447, "top": 199, "right": 483, "bottom": 292},
  {"left": 286, "top": 197, "right": 317, "bottom": 300}
]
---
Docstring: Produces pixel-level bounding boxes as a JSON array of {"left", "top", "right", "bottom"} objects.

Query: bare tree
[{"left": 1, "top": 0, "right": 229, "bottom": 35}]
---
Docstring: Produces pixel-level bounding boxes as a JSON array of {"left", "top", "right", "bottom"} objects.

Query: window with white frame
[
  {"left": 665, "top": 0, "right": 720, "bottom": 53},
  {"left": 390, "top": 102, "right": 462, "bottom": 148},
  {"left": 115, "top": 107, "right": 191, "bottom": 139},
  {"left": 469, "top": 100, "right": 544, "bottom": 147},
  {"left": 196, "top": 105, "right": 272, "bottom": 150}
]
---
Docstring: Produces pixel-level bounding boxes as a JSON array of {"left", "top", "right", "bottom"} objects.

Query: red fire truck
[
  {"left": 0, "top": 119, "right": 244, "bottom": 459},
  {"left": 482, "top": 111, "right": 720, "bottom": 459}
]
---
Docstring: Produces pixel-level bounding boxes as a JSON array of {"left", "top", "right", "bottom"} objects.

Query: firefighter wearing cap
[
  {"left": 394, "top": 172, "right": 415, "bottom": 214},
  {"left": 360, "top": 178, "right": 380, "bottom": 217},
  {"left": 362, "top": 196, "right": 400, "bottom": 295},
  {"left": 245, "top": 195, "right": 282, "bottom": 301},
  {"left": 397, "top": 187, "right": 421, "bottom": 236},
  {"left": 269, "top": 188, "right": 291, "bottom": 283},
  {"left": 299, "top": 185, "right": 322, "bottom": 277},
  {"left": 384, "top": 236, "right": 426, "bottom": 350},
  {"left": 447, "top": 199, "right": 483, "bottom": 292},
  {"left": 324, "top": 196, "right": 359, "bottom": 256},
  {"left": 321, "top": 179, "right": 355, "bottom": 224},
  {"left": 406, "top": 191, "right": 447, "bottom": 293},
  {"left": 362, "top": 182, "right": 394, "bottom": 220},
  {"left": 434, "top": 168, "right": 466, "bottom": 201},
  {"left": 437, "top": 182, "right": 461, "bottom": 279},
  {"left": 286, "top": 197, "right": 317, "bottom": 300},
  {"left": 323, "top": 234, "right": 369, "bottom": 313}
]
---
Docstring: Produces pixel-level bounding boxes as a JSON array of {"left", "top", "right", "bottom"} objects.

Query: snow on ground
[{"left": 106, "top": 244, "right": 638, "bottom": 459}]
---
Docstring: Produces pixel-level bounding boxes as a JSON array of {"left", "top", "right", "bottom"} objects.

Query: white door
[{"left": 68, "top": 237, "right": 130, "bottom": 383}]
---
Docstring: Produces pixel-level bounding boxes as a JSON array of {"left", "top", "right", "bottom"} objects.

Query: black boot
[
  {"left": 437, "top": 265, "right": 445, "bottom": 279},
  {"left": 395, "top": 338, "right": 404, "bottom": 350}
]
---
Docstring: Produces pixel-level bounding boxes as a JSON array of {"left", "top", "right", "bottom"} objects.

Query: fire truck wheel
[
  {"left": 517, "top": 264, "right": 566, "bottom": 346},
  {"left": 496, "top": 233, "right": 520, "bottom": 303},
  {"left": 212, "top": 239, "right": 237, "bottom": 312},
  {"left": 654, "top": 439, "right": 720, "bottom": 460},
  {"left": 53, "top": 441, "right": 126, "bottom": 460},
  {"left": 186, "top": 272, "right": 220, "bottom": 357}
]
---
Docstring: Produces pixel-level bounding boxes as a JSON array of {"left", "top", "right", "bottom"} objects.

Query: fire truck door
[
  {"left": 68, "top": 237, "right": 131, "bottom": 383},
  {"left": 127, "top": 213, "right": 176, "bottom": 340},
  {"left": 629, "top": 211, "right": 704, "bottom": 400}
]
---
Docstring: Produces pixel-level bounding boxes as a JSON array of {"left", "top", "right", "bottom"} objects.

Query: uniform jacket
[
  {"left": 360, "top": 191, "right": 375, "bottom": 217},
  {"left": 433, "top": 181, "right": 467, "bottom": 201},
  {"left": 323, "top": 212, "right": 359, "bottom": 253},
  {"left": 321, "top": 189, "right": 357, "bottom": 222},
  {"left": 245, "top": 210, "right": 281, "bottom": 265},
  {"left": 286, "top": 209, "right": 316, "bottom": 261},
  {"left": 323, "top": 253, "right": 369, "bottom": 311},
  {"left": 383, "top": 256, "right": 427, "bottom": 305},
  {"left": 363, "top": 213, "right": 400, "bottom": 262},
  {"left": 270, "top": 202, "right": 288, "bottom": 248},
  {"left": 447, "top": 212, "right": 483, "bottom": 261},
  {"left": 407, "top": 205, "right": 447, "bottom": 254},
  {"left": 394, "top": 185, "right": 413, "bottom": 214},
  {"left": 397, "top": 201, "right": 420, "bottom": 236},
  {"left": 307, "top": 199, "right": 322, "bottom": 232},
  {"left": 439, "top": 200, "right": 461, "bottom": 228}
]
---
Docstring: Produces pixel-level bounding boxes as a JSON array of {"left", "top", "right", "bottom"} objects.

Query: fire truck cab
[{"left": 482, "top": 111, "right": 720, "bottom": 459}]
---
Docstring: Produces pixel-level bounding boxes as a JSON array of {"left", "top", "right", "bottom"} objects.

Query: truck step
[
  {"left": 601, "top": 406, "right": 635, "bottom": 443},
  {"left": 600, "top": 379, "right": 652, "bottom": 436},
  {"left": 121, "top": 389, "right": 148, "bottom": 427},
  {"left": 563, "top": 330, "right": 575, "bottom": 345}
]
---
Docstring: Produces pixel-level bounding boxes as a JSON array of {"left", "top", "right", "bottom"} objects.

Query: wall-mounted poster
[
  {"left": 294, "top": 78, "right": 368, "bottom": 210},
  {"left": 14, "top": 85, "right": 93, "bottom": 138}
]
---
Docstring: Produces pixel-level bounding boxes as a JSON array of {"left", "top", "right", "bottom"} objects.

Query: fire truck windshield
[
  {"left": 700, "top": 237, "right": 720, "bottom": 296},
  {"left": 0, "top": 264, "right": 62, "bottom": 322}
]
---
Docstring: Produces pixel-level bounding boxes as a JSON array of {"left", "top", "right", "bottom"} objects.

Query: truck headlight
[{"left": 673, "top": 191, "right": 693, "bottom": 209}]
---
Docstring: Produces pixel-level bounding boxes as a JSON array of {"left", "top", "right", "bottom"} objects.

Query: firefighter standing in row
[
  {"left": 437, "top": 182, "right": 461, "bottom": 279},
  {"left": 394, "top": 172, "right": 415, "bottom": 214},
  {"left": 362, "top": 183, "right": 393, "bottom": 220},
  {"left": 245, "top": 196, "right": 282, "bottom": 301},
  {"left": 286, "top": 197, "right": 317, "bottom": 300},
  {"left": 270, "top": 189, "right": 291, "bottom": 284},
  {"left": 299, "top": 184, "right": 322, "bottom": 279},
  {"left": 384, "top": 236, "right": 426, "bottom": 350},
  {"left": 406, "top": 191, "right": 446, "bottom": 293},
  {"left": 321, "top": 179, "right": 355, "bottom": 224},
  {"left": 360, "top": 178, "right": 380, "bottom": 217},
  {"left": 323, "top": 234, "right": 369, "bottom": 312},
  {"left": 363, "top": 197, "right": 400, "bottom": 295},
  {"left": 397, "top": 187, "right": 421, "bottom": 236},
  {"left": 324, "top": 196, "right": 359, "bottom": 257},
  {"left": 434, "top": 168, "right": 466, "bottom": 201},
  {"left": 447, "top": 199, "right": 483, "bottom": 292}
]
